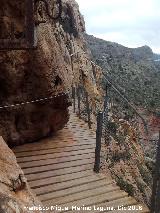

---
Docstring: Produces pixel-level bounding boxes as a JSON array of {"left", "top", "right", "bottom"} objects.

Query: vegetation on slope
[{"left": 85, "top": 34, "right": 160, "bottom": 113}]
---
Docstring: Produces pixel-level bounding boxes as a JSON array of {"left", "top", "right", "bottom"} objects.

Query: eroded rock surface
[
  {"left": 0, "top": 0, "right": 98, "bottom": 146},
  {"left": 0, "top": 136, "right": 42, "bottom": 213}
]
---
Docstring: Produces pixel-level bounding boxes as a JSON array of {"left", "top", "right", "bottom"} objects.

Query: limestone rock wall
[
  {"left": 0, "top": 0, "right": 98, "bottom": 146},
  {"left": 0, "top": 1, "right": 101, "bottom": 211}
]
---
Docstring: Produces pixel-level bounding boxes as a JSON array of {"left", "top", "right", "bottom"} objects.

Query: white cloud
[{"left": 76, "top": 0, "right": 160, "bottom": 53}]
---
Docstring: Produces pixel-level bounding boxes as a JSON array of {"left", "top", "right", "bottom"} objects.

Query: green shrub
[
  {"left": 138, "top": 165, "right": 152, "bottom": 185},
  {"left": 115, "top": 176, "right": 134, "bottom": 196},
  {"left": 137, "top": 181, "right": 146, "bottom": 194}
]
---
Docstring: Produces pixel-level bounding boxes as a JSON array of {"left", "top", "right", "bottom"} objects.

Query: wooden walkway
[{"left": 13, "top": 112, "right": 149, "bottom": 213}]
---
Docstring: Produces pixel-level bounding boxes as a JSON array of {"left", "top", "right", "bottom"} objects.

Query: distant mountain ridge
[
  {"left": 85, "top": 34, "right": 159, "bottom": 62},
  {"left": 85, "top": 34, "right": 160, "bottom": 111}
]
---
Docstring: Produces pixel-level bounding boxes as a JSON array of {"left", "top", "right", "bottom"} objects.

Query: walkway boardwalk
[{"left": 13, "top": 111, "right": 149, "bottom": 213}]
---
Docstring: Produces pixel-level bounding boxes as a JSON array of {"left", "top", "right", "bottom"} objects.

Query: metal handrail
[
  {"left": 71, "top": 85, "right": 92, "bottom": 129},
  {"left": 70, "top": 51, "right": 148, "bottom": 132},
  {"left": 71, "top": 51, "right": 159, "bottom": 213},
  {"left": 102, "top": 73, "right": 148, "bottom": 134},
  {"left": 71, "top": 54, "right": 160, "bottom": 212},
  {"left": 90, "top": 60, "right": 148, "bottom": 132}
]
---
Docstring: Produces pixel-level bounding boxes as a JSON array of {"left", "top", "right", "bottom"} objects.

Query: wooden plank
[
  {"left": 23, "top": 158, "right": 94, "bottom": 175},
  {"left": 41, "top": 179, "right": 113, "bottom": 202},
  {"left": 26, "top": 164, "right": 93, "bottom": 181},
  {"left": 34, "top": 175, "right": 108, "bottom": 196},
  {"left": 13, "top": 108, "right": 149, "bottom": 213},
  {"left": 19, "top": 153, "right": 95, "bottom": 169},
  {"left": 13, "top": 137, "right": 75, "bottom": 151},
  {"left": 29, "top": 170, "right": 94, "bottom": 188},
  {"left": 13, "top": 138, "right": 95, "bottom": 153},
  {"left": 15, "top": 144, "right": 95, "bottom": 158},
  {"left": 13, "top": 132, "right": 70, "bottom": 148},
  {"left": 72, "top": 130, "right": 95, "bottom": 135},
  {"left": 45, "top": 184, "right": 119, "bottom": 206},
  {"left": 17, "top": 148, "right": 95, "bottom": 163}
]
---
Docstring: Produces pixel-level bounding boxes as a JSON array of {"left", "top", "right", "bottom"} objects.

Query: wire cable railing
[
  {"left": 72, "top": 85, "right": 92, "bottom": 129},
  {"left": 71, "top": 51, "right": 160, "bottom": 212},
  {"left": 99, "top": 71, "right": 159, "bottom": 213},
  {"left": 0, "top": 92, "right": 69, "bottom": 110}
]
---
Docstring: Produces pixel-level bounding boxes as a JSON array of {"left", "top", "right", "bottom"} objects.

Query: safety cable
[{"left": 0, "top": 92, "right": 68, "bottom": 110}]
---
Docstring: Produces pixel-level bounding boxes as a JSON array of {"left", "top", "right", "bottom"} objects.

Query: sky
[{"left": 76, "top": 0, "right": 160, "bottom": 53}]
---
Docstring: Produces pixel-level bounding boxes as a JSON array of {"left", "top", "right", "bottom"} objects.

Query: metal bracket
[{"left": 0, "top": 0, "right": 36, "bottom": 50}]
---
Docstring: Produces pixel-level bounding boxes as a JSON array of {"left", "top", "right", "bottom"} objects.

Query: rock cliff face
[
  {"left": 0, "top": 137, "right": 42, "bottom": 213},
  {"left": 0, "top": 0, "right": 97, "bottom": 147},
  {"left": 0, "top": 0, "right": 100, "bottom": 211}
]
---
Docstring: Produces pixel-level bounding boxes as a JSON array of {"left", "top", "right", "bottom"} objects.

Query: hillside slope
[
  {"left": 84, "top": 34, "right": 160, "bottom": 206},
  {"left": 85, "top": 34, "right": 160, "bottom": 113}
]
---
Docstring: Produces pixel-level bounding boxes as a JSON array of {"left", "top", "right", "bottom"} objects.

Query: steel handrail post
[
  {"left": 85, "top": 91, "right": 91, "bottom": 129},
  {"left": 103, "top": 85, "right": 109, "bottom": 144},
  {"left": 77, "top": 87, "right": 81, "bottom": 118},
  {"left": 72, "top": 86, "right": 76, "bottom": 113},
  {"left": 94, "top": 112, "right": 103, "bottom": 173}
]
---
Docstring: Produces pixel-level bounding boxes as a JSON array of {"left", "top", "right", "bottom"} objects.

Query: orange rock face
[{"left": 0, "top": 0, "right": 89, "bottom": 146}]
